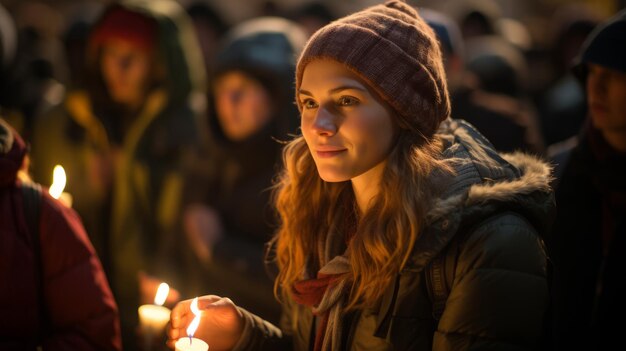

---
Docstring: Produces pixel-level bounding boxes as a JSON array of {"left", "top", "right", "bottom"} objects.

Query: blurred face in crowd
[
  {"left": 100, "top": 38, "right": 153, "bottom": 108},
  {"left": 213, "top": 71, "right": 273, "bottom": 141},
  {"left": 298, "top": 59, "right": 396, "bottom": 183},
  {"left": 586, "top": 63, "right": 626, "bottom": 138}
]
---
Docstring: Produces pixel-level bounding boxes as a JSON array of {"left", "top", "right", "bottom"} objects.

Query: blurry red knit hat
[{"left": 90, "top": 5, "right": 157, "bottom": 53}]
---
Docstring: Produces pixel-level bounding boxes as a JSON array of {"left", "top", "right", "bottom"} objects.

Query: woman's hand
[{"left": 166, "top": 295, "right": 244, "bottom": 351}]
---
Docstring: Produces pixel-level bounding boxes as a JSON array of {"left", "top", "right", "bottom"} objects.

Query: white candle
[
  {"left": 174, "top": 338, "right": 209, "bottom": 351},
  {"left": 175, "top": 297, "right": 209, "bottom": 351},
  {"left": 138, "top": 282, "right": 171, "bottom": 348},
  {"left": 138, "top": 304, "right": 171, "bottom": 332}
]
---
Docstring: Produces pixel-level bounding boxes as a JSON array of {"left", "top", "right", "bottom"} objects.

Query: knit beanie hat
[
  {"left": 573, "top": 9, "right": 626, "bottom": 81},
  {"left": 90, "top": 5, "right": 157, "bottom": 53},
  {"left": 295, "top": 0, "right": 450, "bottom": 139}
]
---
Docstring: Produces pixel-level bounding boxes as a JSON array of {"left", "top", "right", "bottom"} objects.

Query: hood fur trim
[
  {"left": 428, "top": 152, "right": 553, "bottom": 223},
  {"left": 468, "top": 152, "right": 553, "bottom": 205}
]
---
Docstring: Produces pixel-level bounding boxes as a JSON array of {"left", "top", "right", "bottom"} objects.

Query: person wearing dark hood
[
  {"left": 420, "top": 8, "right": 465, "bottom": 94},
  {"left": 540, "top": 5, "right": 599, "bottom": 148},
  {"left": 29, "top": 0, "right": 207, "bottom": 348},
  {"left": 451, "top": 35, "right": 545, "bottom": 155},
  {"left": 456, "top": 0, "right": 500, "bottom": 40},
  {"left": 0, "top": 3, "right": 63, "bottom": 142},
  {"left": 169, "top": 2, "right": 553, "bottom": 350},
  {"left": 0, "top": 118, "right": 121, "bottom": 350},
  {"left": 550, "top": 9, "right": 626, "bottom": 350},
  {"left": 182, "top": 17, "right": 306, "bottom": 325},
  {"left": 288, "top": 1, "right": 336, "bottom": 37},
  {"left": 186, "top": 1, "right": 230, "bottom": 78}
]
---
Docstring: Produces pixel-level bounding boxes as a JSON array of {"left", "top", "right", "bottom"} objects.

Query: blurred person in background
[
  {"left": 451, "top": 35, "right": 545, "bottom": 155},
  {"left": 550, "top": 10, "right": 626, "bottom": 350},
  {"left": 1, "top": 118, "right": 121, "bottom": 350},
  {"left": 456, "top": 0, "right": 500, "bottom": 41},
  {"left": 61, "top": 2, "right": 105, "bottom": 90},
  {"left": 420, "top": 8, "right": 465, "bottom": 95},
  {"left": 29, "top": 0, "right": 207, "bottom": 348},
  {"left": 186, "top": 1, "right": 229, "bottom": 78},
  {"left": 182, "top": 16, "right": 306, "bottom": 324},
  {"left": 540, "top": 4, "right": 600, "bottom": 148},
  {"left": 423, "top": 2, "right": 544, "bottom": 154},
  {"left": 288, "top": 1, "right": 336, "bottom": 38},
  {"left": 0, "top": 3, "right": 64, "bottom": 142},
  {"left": 0, "top": 3, "right": 18, "bottom": 120}
]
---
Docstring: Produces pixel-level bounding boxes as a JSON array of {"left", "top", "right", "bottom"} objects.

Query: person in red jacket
[{"left": 0, "top": 117, "right": 122, "bottom": 350}]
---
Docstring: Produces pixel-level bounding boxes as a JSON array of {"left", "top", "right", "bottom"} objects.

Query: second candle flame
[
  {"left": 49, "top": 165, "right": 66, "bottom": 199},
  {"left": 154, "top": 282, "right": 169, "bottom": 306}
]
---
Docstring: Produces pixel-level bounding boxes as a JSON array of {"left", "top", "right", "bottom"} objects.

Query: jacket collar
[{"left": 403, "top": 118, "right": 553, "bottom": 272}]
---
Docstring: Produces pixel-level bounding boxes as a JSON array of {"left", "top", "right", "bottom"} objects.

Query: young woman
[{"left": 168, "top": 1, "right": 553, "bottom": 350}]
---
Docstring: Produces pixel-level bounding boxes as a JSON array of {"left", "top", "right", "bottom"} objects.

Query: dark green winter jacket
[
  {"left": 232, "top": 119, "right": 554, "bottom": 351},
  {"left": 30, "top": 0, "right": 206, "bottom": 346}
]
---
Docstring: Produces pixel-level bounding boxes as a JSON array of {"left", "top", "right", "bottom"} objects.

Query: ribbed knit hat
[{"left": 295, "top": 0, "right": 450, "bottom": 139}]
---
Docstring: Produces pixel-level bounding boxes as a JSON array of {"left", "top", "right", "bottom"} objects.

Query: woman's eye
[
  {"left": 338, "top": 96, "right": 359, "bottom": 106},
  {"left": 302, "top": 99, "right": 318, "bottom": 109}
]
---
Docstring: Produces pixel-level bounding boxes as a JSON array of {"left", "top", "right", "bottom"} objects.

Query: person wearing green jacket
[{"left": 30, "top": 0, "right": 207, "bottom": 348}]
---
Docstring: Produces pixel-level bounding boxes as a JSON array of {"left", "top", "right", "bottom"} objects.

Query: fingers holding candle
[
  {"left": 175, "top": 298, "right": 208, "bottom": 351},
  {"left": 170, "top": 297, "right": 208, "bottom": 351},
  {"left": 168, "top": 296, "right": 221, "bottom": 338},
  {"left": 167, "top": 295, "right": 244, "bottom": 351}
]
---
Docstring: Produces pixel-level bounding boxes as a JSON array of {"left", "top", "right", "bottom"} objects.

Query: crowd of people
[{"left": 0, "top": 0, "right": 624, "bottom": 350}]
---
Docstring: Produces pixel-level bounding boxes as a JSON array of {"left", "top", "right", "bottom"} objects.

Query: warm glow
[
  {"left": 49, "top": 165, "right": 66, "bottom": 199},
  {"left": 187, "top": 297, "right": 201, "bottom": 337},
  {"left": 154, "top": 282, "right": 169, "bottom": 306}
]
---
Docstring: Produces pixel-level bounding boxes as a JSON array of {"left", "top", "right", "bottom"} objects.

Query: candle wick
[{"left": 189, "top": 335, "right": 192, "bottom": 345}]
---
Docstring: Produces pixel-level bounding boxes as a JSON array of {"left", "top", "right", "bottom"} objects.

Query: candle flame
[
  {"left": 154, "top": 282, "right": 169, "bottom": 306},
  {"left": 187, "top": 297, "right": 201, "bottom": 338},
  {"left": 49, "top": 165, "right": 67, "bottom": 199}
]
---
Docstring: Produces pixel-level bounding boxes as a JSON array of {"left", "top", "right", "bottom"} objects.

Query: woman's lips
[{"left": 316, "top": 148, "right": 347, "bottom": 158}]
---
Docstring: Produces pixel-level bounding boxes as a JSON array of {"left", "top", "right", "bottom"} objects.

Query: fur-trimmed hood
[{"left": 405, "top": 118, "right": 555, "bottom": 271}]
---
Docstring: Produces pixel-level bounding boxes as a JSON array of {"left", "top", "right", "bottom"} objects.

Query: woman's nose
[{"left": 311, "top": 107, "right": 337, "bottom": 136}]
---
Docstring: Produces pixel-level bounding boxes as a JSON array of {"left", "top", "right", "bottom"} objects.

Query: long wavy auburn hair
[{"left": 271, "top": 118, "right": 453, "bottom": 310}]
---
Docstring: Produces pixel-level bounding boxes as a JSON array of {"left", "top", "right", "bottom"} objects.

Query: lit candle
[
  {"left": 138, "top": 282, "right": 171, "bottom": 349},
  {"left": 174, "top": 297, "right": 209, "bottom": 351},
  {"left": 49, "top": 165, "right": 73, "bottom": 207}
]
